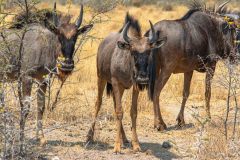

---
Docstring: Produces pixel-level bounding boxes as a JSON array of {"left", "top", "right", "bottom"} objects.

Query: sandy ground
[{"left": 24, "top": 97, "right": 228, "bottom": 160}]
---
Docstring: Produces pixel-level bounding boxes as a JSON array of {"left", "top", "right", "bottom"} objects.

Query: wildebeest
[
  {"left": 0, "top": 3, "right": 93, "bottom": 147},
  {"left": 86, "top": 13, "right": 167, "bottom": 153},
  {"left": 145, "top": 1, "right": 240, "bottom": 130}
]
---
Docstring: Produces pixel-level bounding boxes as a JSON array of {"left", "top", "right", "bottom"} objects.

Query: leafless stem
[
  {"left": 24, "top": 0, "right": 29, "bottom": 22},
  {"left": 50, "top": 79, "right": 66, "bottom": 111},
  {"left": 232, "top": 89, "right": 238, "bottom": 138},
  {"left": 17, "top": 28, "right": 27, "bottom": 157},
  {"left": 225, "top": 65, "right": 232, "bottom": 140}
]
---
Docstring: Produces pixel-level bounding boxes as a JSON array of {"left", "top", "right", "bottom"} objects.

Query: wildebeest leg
[
  {"left": 205, "top": 64, "right": 216, "bottom": 119},
  {"left": 176, "top": 71, "right": 193, "bottom": 127},
  {"left": 86, "top": 78, "right": 106, "bottom": 143},
  {"left": 112, "top": 78, "right": 124, "bottom": 153},
  {"left": 113, "top": 93, "right": 129, "bottom": 145},
  {"left": 19, "top": 78, "right": 32, "bottom": 154},
  {"left": 153, "top": 68, "right": 171, "bottom": 131},
  {"left": 36, "top": 82, "right": 47, "bottom": 146},
  {"left": 131, "top": 87, "right": 140, "bottom": 151}
]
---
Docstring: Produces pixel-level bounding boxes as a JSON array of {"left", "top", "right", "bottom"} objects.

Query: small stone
[
  {"left": 52, "top": 156, "right": 60, "bottom": 160},
  {"left": 162, "top": 141, "right": 172, "bottom": 149}
]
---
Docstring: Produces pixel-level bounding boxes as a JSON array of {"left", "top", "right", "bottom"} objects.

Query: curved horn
[
  {"left": 53, "top": 2, "right": 58, "bottom": 26},
  {"left": 149, "top": 20, "right": 157, "bottom": 43},
  {"left": 122, "top": 22, "right": 131, "bottom": 43},
  {"left": 75, "top": 4, "right": 83, "bottom": 28},
  {"left": 215, "top": 0, "right": 231, "bottom": 13}
]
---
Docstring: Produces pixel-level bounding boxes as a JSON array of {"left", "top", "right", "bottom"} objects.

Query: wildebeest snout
[
  {"left": 136, "top": 77, "right": 149, "bottom": 84},
  {"left": 134, "top": 54, "right": 150, "bottom": 84},
  {"left": 136, "top": 70, "right": 149, "bottom": 84},
  {"left": 58, "top": 58, "right": 74, "bottom": 73},
  {"left": 138, "top": 70, "right": 148, "bottom": 77}
]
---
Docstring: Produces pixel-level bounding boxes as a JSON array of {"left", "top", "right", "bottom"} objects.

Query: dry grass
[{"left": 2, "top": 1, "right": 240, "bottom": 159}]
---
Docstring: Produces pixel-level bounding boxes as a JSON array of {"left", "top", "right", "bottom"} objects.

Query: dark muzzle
[
  {"left": 57, "top": 58, "right": 74, "bottom": 73},
  {"left": 135, "top": 71, "right": 149, "bottom": 84}
]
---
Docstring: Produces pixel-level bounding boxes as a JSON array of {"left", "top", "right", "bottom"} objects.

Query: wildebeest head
[
  {"left": 51, "top": 3, "right": 93, "bottom": 79},
  {"left": 212, "top": 0, "right": 240, "bottom": 61},
  {"left": 220, "top": 13, "right": 240, "bottom": 61},
  {"left": 231, "top": 17, "right": 240, "bottom": 57},
  {"left": 117, "top": 21, "right": 166, "bottom": 86}
]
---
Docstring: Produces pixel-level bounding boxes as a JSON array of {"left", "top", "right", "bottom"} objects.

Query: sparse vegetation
[{"left": 1, "top": 0, "right": 240, "bottom": 159}]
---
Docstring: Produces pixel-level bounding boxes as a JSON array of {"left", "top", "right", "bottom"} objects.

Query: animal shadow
[
  {"left": 46, "top": 139, "right": 84, "bottom": 147},
  {"left": 142, "top": 142, "right": 178, "bottom": 160},
  {"left": 166, "top": 123, "right": 194, "bottom": 132},
  {"left": 46, "top": 139, "right": 112, "bottom": 151}
]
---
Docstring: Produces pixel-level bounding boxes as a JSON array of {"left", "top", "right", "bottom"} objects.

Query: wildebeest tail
[
  {"left": 148, "top": 49, "right": 157, "bottom": 101},
  {"left": 106, "top": 82, "right": 113, "bottom": 97}
]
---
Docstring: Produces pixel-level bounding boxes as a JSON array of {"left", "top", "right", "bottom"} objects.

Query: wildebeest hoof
[
  {"left": 86, "top": 129, "right": 94, "bottom": 144},
  {"left": 113, "top": 143, "right": 122, "bottom": 154},
  {"left": 178, "top": 121, "right": 185, "bottom": 128},
  {"left": 206, "top": 112, "right": 211, "bottom": 120},
  {"left": 40, "top": 137, "right": 47, "bottom": 146},
  {"left": 85, "top": 136, "right": 94, "bottom": 145},
  {"left": 154, "top": 123, "right": 167, "bottom": 131},
  {"left": 132, "top": 142, "right": 141, "bottom": 152},
  {"left": 176, "top": 116, "right": 185, "bottom": 127}
]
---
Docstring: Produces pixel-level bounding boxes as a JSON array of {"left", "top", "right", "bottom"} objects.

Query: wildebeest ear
[
  {"left": 144, "top": 30, "right": 150, "bottom": 37},
  {"left": 117, "top": 41, "right": 131, "bottom": 50},
  {"left": 152, "top": 37, "right": 167, "bottom": 49},
  {"left": 77, "top": 24, "right": 93, "bottom": 35},
  {"left": 51, "top": 26, "right": 61, "bottom": 35},
  {"left": 45, "top": 21, "right": 60, "bottom": 35}
]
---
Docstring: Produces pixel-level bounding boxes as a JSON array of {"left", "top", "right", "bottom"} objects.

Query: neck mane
[{"left": 178, "top": 1, "right": 228, "bottom": 21}]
